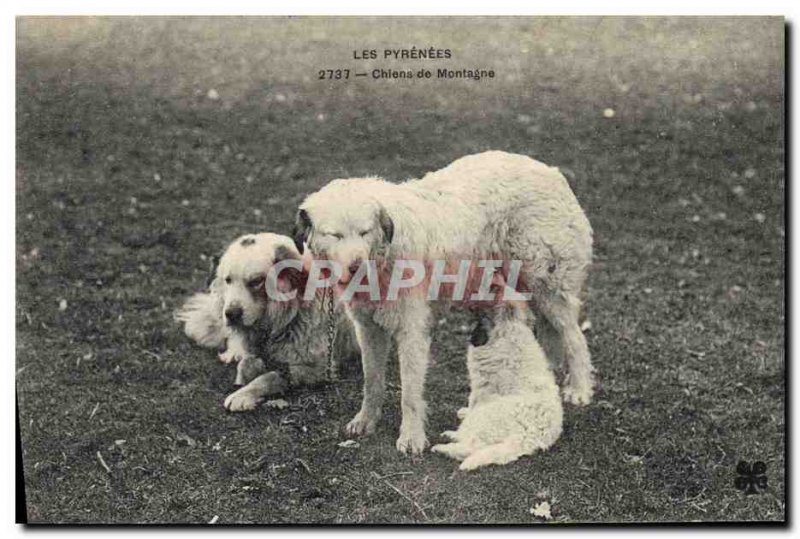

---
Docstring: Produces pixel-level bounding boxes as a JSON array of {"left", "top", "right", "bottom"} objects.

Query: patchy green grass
[{"left": 16, "top": 17, "right": 784, "bottom": 523}]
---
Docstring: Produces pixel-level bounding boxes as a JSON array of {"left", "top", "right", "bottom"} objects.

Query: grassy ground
[{"left": 16, "top": 17, "right": 785, "bottom": 523}]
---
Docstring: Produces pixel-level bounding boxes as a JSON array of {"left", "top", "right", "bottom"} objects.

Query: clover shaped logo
[{"left": 734, "top": 460, "right": 767, "bottom": 495}]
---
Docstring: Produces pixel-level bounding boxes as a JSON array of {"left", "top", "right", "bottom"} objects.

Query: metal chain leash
[{"left": 325, "top": 286, "right": 338, "bottom": 383}]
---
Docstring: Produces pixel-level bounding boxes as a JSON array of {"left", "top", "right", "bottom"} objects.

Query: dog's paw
[
  {"left": 431, "top": 442, "right": 469, "bottom": 461},
  {"left": 440, "top": 430, "right": 460, "bottom": 441},
  {"left": 345, "top": 410, "right": 379, "bottom": 437},
  {"left": 396, "top": 425, "right": 429, "bottom": 455},
  {"left": 224, "top": 388, "right": 263, "bottom": 412},
  {"left": 431, "top": 443, "right": 454, "bottom": 456},
  {"left": 218, "top": 349, "right": 240, "bottom": 364},
  {"left": 562, "top": 383, "right": 594, "bottom": 406},
  {"left": 456, "top": 407, "right": 469, "bottom": 420},
  {"left": 458, "top": 456, "right": 485, "bottom": 471}
]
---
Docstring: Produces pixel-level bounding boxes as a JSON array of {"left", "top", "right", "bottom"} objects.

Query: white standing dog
[
  {"left": 432, "top": 305, "right": 563, "bottom": 470},
  {"left": 294, "top": 151, "right": 593, "bottom": 453}
]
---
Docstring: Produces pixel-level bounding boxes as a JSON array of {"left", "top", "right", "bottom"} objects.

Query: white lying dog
[
  {"left": 432, "top": 306, "right": 563, "bottom": 470},
  {"left": 176, "top": 232, "right": 358, "bottom": 411},
  {"left": 294, "top": 151, "right": 592, "bottom": 453}
]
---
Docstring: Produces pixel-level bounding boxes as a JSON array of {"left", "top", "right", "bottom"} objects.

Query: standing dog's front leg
[
  {"left": 395, "top": 298, "right": 431, "bottom": 454},
  {"left": 345, "top": 308, "right": 390, "bottom": 437}
]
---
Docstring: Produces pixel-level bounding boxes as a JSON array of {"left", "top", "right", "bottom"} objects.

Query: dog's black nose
[
  {"left": 225, "top": 306, "right": 243, "bottom": 324},
  {"left": 470, "top": 317, "right": 493, "bottom": 347}
]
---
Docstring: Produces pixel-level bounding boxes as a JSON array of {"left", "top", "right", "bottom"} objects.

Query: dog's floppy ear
[
  {"left": 273, "top": 244, "right": 305, "bottom": 293},
  {"left": 377, "top": 206, "right": 394, "bottom": 244},
  {"left": 292, "top": 209, "right": 312, "bottom": 254},
  {"left": 205, "top": 252, "right": 222, "bottom": 288}
]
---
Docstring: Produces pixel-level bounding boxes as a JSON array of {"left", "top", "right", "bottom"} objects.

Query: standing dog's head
[
  {"left": 209, "top": 233, "right": 304, "bottom": 328},
  {"left": 294, "top": 178, "right": 394, "bottom": 284}
]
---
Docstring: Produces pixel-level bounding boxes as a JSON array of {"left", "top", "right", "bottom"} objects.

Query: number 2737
[{"left": 318, "top": 69, "right": 351, "bottom": 80}]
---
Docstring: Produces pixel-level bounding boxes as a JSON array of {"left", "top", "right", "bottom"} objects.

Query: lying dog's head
[
  {"left": 210, "top": 233, "right": 303, "bottom": 328},
  {"left": 294, "top": 178, "right": 394, "bottom": 284}
]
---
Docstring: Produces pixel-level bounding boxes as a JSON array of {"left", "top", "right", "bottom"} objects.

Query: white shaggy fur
[
  {"left": 431, "top": 307, "right": 562, "bottom": 471},
  {"left": 296, "top": 151, "right": 593, "bottom": 453},
  {"left": 175, "top": 232, "right": 358, "bottom": 411}
]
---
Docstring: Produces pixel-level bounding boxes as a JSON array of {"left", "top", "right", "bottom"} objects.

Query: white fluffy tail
[{"left": 174, "top": 292, "right": 227, "bottom": 349}]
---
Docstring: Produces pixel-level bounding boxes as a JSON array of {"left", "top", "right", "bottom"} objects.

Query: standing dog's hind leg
[
  {"left": 535, "top": 316, "right": 565, "bottom": 373},
  {"left": 541, "top": 293, "right": 594, "bottom": 405}
]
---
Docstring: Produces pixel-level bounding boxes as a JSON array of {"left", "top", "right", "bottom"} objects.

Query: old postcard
[{"left": 15, "top": 16, "right": 785, "bottom": 524}]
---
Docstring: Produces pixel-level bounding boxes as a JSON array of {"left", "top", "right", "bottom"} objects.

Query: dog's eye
[
  {"left": 359, "top": 229, "right": 371, "bottom": 237},
  {"left": 326, "top": 232, "right": 343, "bottom": 240},
  {"left": 247, "top": 276, "right": 265, "bottom": 289},
  {"left": 224, "top": 276, "right": 232, "bottom": 285}
]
